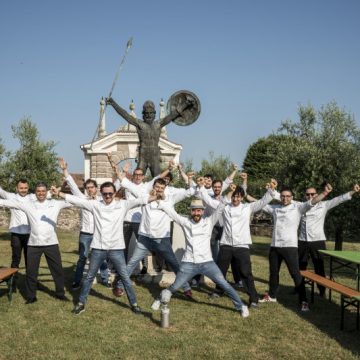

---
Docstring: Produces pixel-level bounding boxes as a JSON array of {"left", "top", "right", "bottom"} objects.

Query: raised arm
[
  {"left": 59, "top": 157, "right": 85, "bottom": 198},
  {"left": 106, "top": 97, "right": 140, "bottom": 128},
  {"left": 249, "top": 179, "right": 277, "bottom": 213},
  {"left": 324, "top": 183, "right": 360, "bottom": 211},
  {"left": 157, "top": 200, "right": 189, "bottom": 228},
  {"left": 51, "top": 187, "right": 95, "bottom": 212},
  {"left": 0, "top": 199, "right": 26, "bottom": 211},
  {"left": 159, "top": 97, "right": 195, "bottom": 127}
]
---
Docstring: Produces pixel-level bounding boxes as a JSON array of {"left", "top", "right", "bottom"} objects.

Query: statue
[{"left": 106, "top": 91, "right": 200, "bottom": 177}]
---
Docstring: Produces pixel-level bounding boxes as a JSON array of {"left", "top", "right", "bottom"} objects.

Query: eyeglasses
[
  {"left": 305, "top": 193, "right": 317, "bottom": 196},
  {"left": 102, "top": 192, "right": 114, "bottom": 197}
]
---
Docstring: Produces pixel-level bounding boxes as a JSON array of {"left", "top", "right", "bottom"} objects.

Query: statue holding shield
[{"left": 106, "top": 90, "right": 200, "bottom": 177}]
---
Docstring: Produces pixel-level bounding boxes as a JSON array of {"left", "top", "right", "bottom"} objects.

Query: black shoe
[
  {"left": 73, "top": 303, "right": 85, "bottom": 315},
  {"left": 56, "top": 295, "right": 70, "bottom": 301},
  {"left": 25, "top": 297, "right": 37, "bottom": 304},
  {"left": 131, "top": 304, "right": 142, "bottom": 314},
  {"left": 71, "top": 282, "right": 81, "bottom": 290},
  {"left": 140, "top": 266, "right": 148, "bottom": 275},
  {"left": 101, "top": 280, "right": 112, "bottom": 288}
]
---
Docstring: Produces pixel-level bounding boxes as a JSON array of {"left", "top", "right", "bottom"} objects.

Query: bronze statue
[{"left": 106, "top": 92, "right": 200, "bottom": 177}]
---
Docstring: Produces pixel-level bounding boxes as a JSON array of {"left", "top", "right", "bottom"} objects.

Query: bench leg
[
  {"left": 341, "top": 296, "right": 344, "bottom": 330},
  {"left": 6, "top": 275, "right": 14, "bottom": 302}
]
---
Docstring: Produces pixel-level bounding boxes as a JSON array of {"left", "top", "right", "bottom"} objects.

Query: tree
[
  {"left": 0, "top": 118, "right": 61, "bottom": 191},
  {"left": 243, "top": 102, "right": 360, "bottom": 242}
]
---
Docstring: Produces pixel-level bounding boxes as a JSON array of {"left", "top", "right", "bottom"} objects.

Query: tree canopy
[
  {"left": 0, "top": 118, "right": 61, "bottom": 191},
  {"left": 243, "top": 102, "right": 360, "bottom": 240}
]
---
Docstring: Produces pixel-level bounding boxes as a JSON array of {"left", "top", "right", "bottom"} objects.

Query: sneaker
[
  {"left": 235, "top": 280, "right": 244, "bottom": 289},
  {"left": 101, "top": 280, "right": 112, "bottom": 288},
  {"left": 73, "top": 303, "right": 85, "bottom": 315},
  {"left": 71, "top": 282, "right": 81, "bottom": 290},
  {"left": 301, "top": 301, "right": 310, "bottom": 312},
  {"left": 140, "top": 266, "right": 148, "bottom": 275},
  {"left": 56, "top": 295, "right": 70, "bottom": 301},
  {"left": 184, "top": 289, "right": 193, "bottom": 299},
  {"left": 112, "top": 288, "right": 124, "bottom": 297},
  {"left": 240, "top": 305, "right": 250, "bottom": 318},
  {"left": 151, "top": 299, "right": 161, "bottom": 311},
  {"left": 25, "top": 297, "right": 37, "bottom": 304},
  {"left": 131, "top": 304, "right": 142, "bottom": 314},
  {"left": 258, "top": 293, "right": 277, "bottom": 303},
  {"left": 250, "top": 302, "right": 258, "bottom": 309}
]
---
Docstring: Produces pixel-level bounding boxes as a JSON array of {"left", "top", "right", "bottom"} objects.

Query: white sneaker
[
  {"left": 151, "top": 299, "right": 161, "bottom": 311},
  {"left": 258, "top": 293, "right": 277, "bottom": 303},
  {"left": 301, "top": 301, "right": 310, "bottom": 312},
  {"left": 240, "top": 305, "right": 249, "bottom": 318}
]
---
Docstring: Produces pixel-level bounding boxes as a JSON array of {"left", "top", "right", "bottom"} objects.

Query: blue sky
[{"left": 1, "top": 0, "right": 359, "bottom": 172}]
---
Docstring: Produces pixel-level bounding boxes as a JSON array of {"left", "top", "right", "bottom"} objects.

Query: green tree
[
  {"left": 243, "top": 102, "right": 360, "bottom": 242},
  {"left": 0, "top": 118, "right": 61, "bottom": 191}
]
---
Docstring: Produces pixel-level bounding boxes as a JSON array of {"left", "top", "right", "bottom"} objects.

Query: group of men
[{"left": 0, "top": 157, "right": 359, "bottom": 318}]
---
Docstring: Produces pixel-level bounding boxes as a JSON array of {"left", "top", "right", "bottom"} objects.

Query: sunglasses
[
  {"left": 102, "top": 192, "right": 114, "bottom": 197},
  {"left": 305, "top": 193, "right": 317, "bottom": 196}
]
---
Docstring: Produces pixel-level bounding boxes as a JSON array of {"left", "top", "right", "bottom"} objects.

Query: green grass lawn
[{"left": 0, "top": 227, "right": 359, "bottom": 360}]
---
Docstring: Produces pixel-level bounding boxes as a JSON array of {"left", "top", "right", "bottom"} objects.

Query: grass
[{"left": 0, "top": 227, "right": 359, "bottom": 360}]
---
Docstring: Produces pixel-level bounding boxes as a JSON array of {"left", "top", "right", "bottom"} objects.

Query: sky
[{"left": 1, "top": 0, "right": 359, "bottom": 172}]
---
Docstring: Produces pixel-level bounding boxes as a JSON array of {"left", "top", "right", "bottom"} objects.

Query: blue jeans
[
  {"left": 79, "top": 249, "right": 137, "bottom": 306},
  {"left": 73, "top": 232, "right": 108, "bottom": 284},
  {"left": 116, "top": 235, "right": 190, "bottom": 291},
  {"left": 168, "top": 261, "right": 244, "bottom": 309}
]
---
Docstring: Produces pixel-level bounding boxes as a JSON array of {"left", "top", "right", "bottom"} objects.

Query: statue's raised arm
[{"left": 106, "top": 97, "right": 140, "bottom": 128}]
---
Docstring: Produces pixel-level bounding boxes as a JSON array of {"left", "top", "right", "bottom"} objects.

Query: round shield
[{"left": 166, "top": 90, "right": 201, "bottom": 126}]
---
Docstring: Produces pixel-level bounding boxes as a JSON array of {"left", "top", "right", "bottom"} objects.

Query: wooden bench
[
  {"left": 301, "top": 270, "right": 360, "bottom": 330},
  {"left": 0, "top": 267, "right": 18, "bottom": 302}
]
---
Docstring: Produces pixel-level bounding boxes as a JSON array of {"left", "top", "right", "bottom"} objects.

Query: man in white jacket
[
  {"left": 298, "top": 183, "right": 359, "bottom": 296},
  {"left": 200, "top": 180, "right": 277, "bottom": 306},
  {"left": 52, "top": 172, "right": 156, "bottom": 315},
  {"left": 0, "top": 182, "right": 72, "bottom": 303},
  {"left": 151, "top": 196, "right": 250, "bottom": 318}
]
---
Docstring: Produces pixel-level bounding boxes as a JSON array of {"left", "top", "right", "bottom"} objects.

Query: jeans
[
  {"left": 210, "top": 226, "right": 223, "bottom": 262},
  {"left": 79, "top": 249, "right": 137, "bottom": 306},
  {"left": 116, "top": 235, "right": 190, "bottom": 291},
  {"left": 73, "top": 232, "right": 108, "bottom": 284},
  {"left": 168, "top": 261, "right": 244, "bottom": 309}
]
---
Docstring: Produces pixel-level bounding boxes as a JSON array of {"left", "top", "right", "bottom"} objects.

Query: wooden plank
[
  {"left": 0, "top": 268, "right": 18, "bottom": 281},
  {"left": 300, "top": 270, "right": 360, "bottom": 299}
]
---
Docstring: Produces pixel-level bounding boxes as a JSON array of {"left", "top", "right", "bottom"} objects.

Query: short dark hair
[
  {"left": 100, "top": 182, "right": 115, "bottom": 192},
  {"left": 84, "top": 179, "right": 97, "bottom": 188},
  {"left": 212, "top": 179, "right": 223, "bottom": 187},
  {"left": 232, "top": 186, "right": 245, "bottom": 198},
  {"left": 35, "top": 182, "right": 47, "bottom": 190},
  {"left": 204, "top": 174, "right": 213, "bottom": 180},
  {"left": 17, "top": 179, "right": 28, "bottom": 185},
  {"left": 280, "top": 187, "right": 293, "bottom": 195},
  {"left": 154, "top": 178, "right": 166, "bottom": 187},
  {"left": 133, "top": 168, "right": 144, "bottom": 175}
]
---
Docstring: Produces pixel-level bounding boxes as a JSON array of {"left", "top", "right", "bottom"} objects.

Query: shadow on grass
[
  {"left": 266, "top": 282, "right": 360, "bottom": 355},
  {"left": 0, "top": 232, "right": 10, "bottom": 241}
]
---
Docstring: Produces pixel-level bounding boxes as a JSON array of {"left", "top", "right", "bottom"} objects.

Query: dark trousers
[
  {"left": 298, "top": 240, "right": 326, "bottom": 296},
  {"left": 26, "top": 245, "right": 65, "bottom": 300},
  {"left": 11, "top": 232, "right": 29, "bottom": 268},
  {"left": 216, "top": 245, "right": 259, "bottom": 303},
  {"left": 268, "top": 247, "right": 307, "bottom": 303}
]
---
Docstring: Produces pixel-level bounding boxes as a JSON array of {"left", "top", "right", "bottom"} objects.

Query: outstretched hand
[
  {"left": 196, "top": 176, "right": 205, "bottom": 187},
  {"left": 50, "top": 186, "right": 60, "bottom": 197},
  {"left": 324, "top": 183, "right": 333, "bottom": 194},
  {"left": 354, "top": 184, "right": 360, "bottom": 192},
  {"left": 107, "top": 153, "right": 117, "bottom": 172},
  {"left": 58, "top": 157, "right": 67, "bottom": 170}
]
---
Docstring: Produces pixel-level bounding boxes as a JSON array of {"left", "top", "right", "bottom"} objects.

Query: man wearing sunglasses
[
  {"left": 59, "top": 158, "right": 111, "bottom": 290},
  {"left": 259, "top": 184, "right": 334, "bottom": 311},
  {"left": 298, "top": 183, "right": 360, "bottom": 296},
  {"left": 52, "top": 170, "right": 157, "bottom": 315}
]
